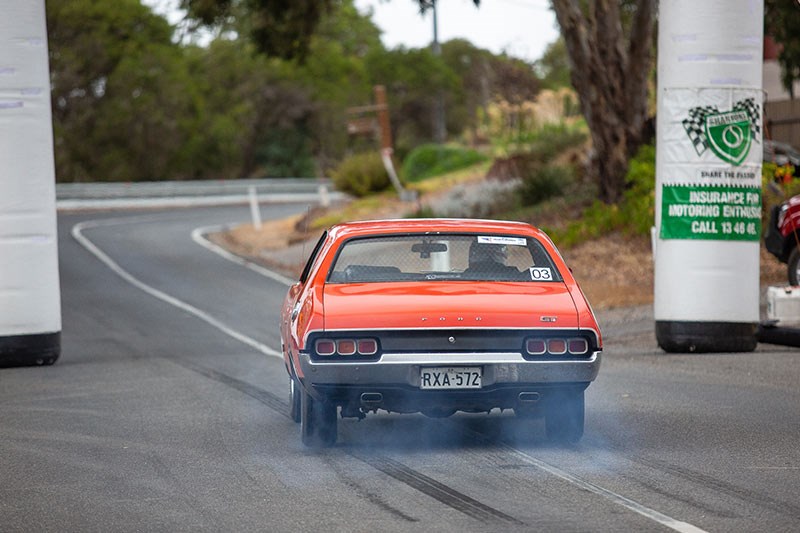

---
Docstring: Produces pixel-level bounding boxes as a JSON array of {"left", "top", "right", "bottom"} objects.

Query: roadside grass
[{"left": 411, "top": 160, "right": 493, "bottom": 195}]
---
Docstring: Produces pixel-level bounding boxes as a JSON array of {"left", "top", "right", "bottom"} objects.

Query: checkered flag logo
[
  {"left": 682, "top": 105, "right": 718, "bottom": 156},
  {"left": 682, "top": 98, "right": 760, "bottom": 158},
  {"left": 732, "top": 97, "right": 760, "bottom": 142}
]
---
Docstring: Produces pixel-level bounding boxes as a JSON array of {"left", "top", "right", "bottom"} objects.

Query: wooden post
[
  {"left": 373, "top": 86, "right": 415, "bottom": 201},
  {"left": 374, "top": 85, "right": 393, "bottom": 151}
]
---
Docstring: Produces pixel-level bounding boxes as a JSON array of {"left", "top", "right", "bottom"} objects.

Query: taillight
[
  {"left": 337, "top": 339, "right": 357, "bottom": 356},
  {"left": 568, "top": 338, "right": 588, "bottom": 355},
  {"left": 357, "top": 339, "right": 378, "bottom": 355},
  {"left": 524, "top": 336, "right": 591, "bottom": 356},
  {"left": 525, "top": 338, "right": 546, "bottom": 355},
  {"left": 314, "top": 337, "right": 379, "bottom": 357},
  {"left": 315, "top": 339, "right": 335, "bottom": 356},
  {"left": 548, "top": 339, "right": 567, "bottom": 355}
]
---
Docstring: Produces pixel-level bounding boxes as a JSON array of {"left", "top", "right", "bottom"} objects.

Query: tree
[
  {"left": 364, "top": 46, "right": 460, "bottom": 152},
  {"left": 535, "top": 38, "right": 571, "bottom": 91},
  {"left": 551, "top": 0, "right": 656, "bottom": 203},
  {"left": 297, "top": 1, "right": 383, "bottom": 169},
  {"left": 179, "top": 1, "right": 655, "bottom": 201},
  {"left": 179, "top": 0, "right": 384, "bottom": 171},
  {"left": 48, "top": 0, "right": 191, "bottom": 181},
  {"left": 416, "top": 1, "right": 478, "bottom": 14},
  {"left": 765, "top": 0, "right": 800, "bottom": 99},
  {"left": 180, "top": 0, "right": 335, "bottom": 60},
  {"left": 185, "top": 39, "right": 317, "bottom": 179},
  {"left": 418, "top": 0, "right": 654, "bottom": 203}
]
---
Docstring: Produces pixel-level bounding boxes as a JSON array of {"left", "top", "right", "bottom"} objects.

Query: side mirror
[{"left": 288, "top": 282, "right": 302, "bottom": 299}]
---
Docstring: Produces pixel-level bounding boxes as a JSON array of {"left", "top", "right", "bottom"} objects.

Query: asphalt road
[{"left": 1, "top": 205, "right": 799, "bottom": 532}]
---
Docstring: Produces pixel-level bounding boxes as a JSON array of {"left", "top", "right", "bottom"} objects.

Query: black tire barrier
[
  {"left": 756, "top": 323, "right": 800, "bottom": 348},
  {"left": 0, "top": 332, "right": 60, "bottom": 368},
  {"left": 656, "top": 321, "right": 758, "bottom": 353}
]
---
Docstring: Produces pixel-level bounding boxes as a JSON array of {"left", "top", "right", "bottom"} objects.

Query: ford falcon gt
[{"left": 280, "top": 219, "right": 602, "bottom": 447}]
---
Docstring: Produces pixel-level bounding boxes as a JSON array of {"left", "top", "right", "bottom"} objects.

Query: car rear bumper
[
  {"left": 297, "top": 350, "right": 600, "bottom": 409},
  {"left": 314, "top": 382, "right": 589, "bottom": 416}
]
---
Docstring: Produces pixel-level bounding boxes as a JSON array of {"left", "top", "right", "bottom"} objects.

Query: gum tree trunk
[{"left": 551, "top": 0, "right": 656, "bottom": 204}]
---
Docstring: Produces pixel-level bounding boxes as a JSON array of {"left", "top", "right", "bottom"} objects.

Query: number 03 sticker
[{"left": 529, "top": 267, "right": 552, "bottom": 281}]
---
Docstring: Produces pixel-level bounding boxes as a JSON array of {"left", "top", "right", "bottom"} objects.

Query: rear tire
[
  {"left": 288, "top": 376, "right": 301, "bottom": 423},
  {"left": 789, "top": 247, "right": 800, "bottom": 285},
  {"left": 300, "top": 389, "right": 337, "bottom": 447},
  {"left": 545, "top": 389, "right": 584, "bottom": 444}
]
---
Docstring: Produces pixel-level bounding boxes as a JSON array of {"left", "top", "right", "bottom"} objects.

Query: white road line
[
  {"left": 71, "top": 216, "right": 282, "bottom": 358},
  {"left": 74, "top": 214, "right": 708, "bottom": 533},
  {"left": 499, "top": 444, "right": 708, "bottom": 533},
  {"left": 190, "top": 225, "right": 295, "bottom": 287}
]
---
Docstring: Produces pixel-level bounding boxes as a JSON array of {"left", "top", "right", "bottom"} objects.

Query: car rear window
[{"left": 327, "top": 233, "right": 562, "bottom": 283}]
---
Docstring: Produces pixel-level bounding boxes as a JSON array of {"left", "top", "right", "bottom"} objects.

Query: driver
[{"left": 466, "top": 240, "right": 520, "bottom": 277}]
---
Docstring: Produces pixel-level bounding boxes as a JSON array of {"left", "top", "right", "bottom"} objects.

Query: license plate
[{"left": 420, "top": 367, "right": 482, "bottom": 390}]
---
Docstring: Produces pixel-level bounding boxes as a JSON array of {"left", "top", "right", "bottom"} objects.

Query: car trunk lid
[{"left": 322, "top": 281, "right": 580, "bottom": 330}]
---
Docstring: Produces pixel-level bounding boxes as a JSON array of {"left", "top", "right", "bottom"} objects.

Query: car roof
[{"left": 327, "top": 218, "right": 548, "bottom": 241}]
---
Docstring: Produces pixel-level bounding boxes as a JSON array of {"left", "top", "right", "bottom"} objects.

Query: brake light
[
  {"left": 357, "top": 339, "right": 378, "bottom": 355},
  {"left": 315, "top": 339, "right": 335, "bottom": 356},
  {"left": 337, "top": 339, "right": 357, "bottom": 355},
  {"left": 568, "top": 338, "right": 588, "bottom": 354},
  {"left": 525, "top": 338, "right": 546, "bottom": 355},
  {"left": 525, "top": 336, "right": 591, "bottom": 356},
  {"left": 548, "top": 339, "right": 567, "bottom": 354},
  {"left": 314, "top": 337, "right": 379, "bottom": 357}
]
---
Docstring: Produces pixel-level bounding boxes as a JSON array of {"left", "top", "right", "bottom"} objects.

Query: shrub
[
  {"left": 554, "top": 143, "right": 655, "bottom": 246},
  {"left": 402, "top": 144, "right": 487, "bottom": 182},
  {"left": 495, "top": 121, "right": 587, "bottom": 160},
  {"left": 330, "top": 152, "right": 391, "bottom": 197},
  {"left": 618, "top": 143, "right": 656, "bottom": 235},
  {"left": 518, "top": 164, "right": 572, "bottom": 205},
  {"left": 526, "top": 123, "right": 587, "bottom": 162}
]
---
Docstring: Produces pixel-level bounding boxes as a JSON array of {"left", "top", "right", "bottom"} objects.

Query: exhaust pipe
[
  {"left": 360, "top": 392, "right": 383, "bottom": 406},
  {"left": 518, "top": 392, "right": 540, "bottom": 403}
]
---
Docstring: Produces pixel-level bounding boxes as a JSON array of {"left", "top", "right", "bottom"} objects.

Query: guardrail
[
  {"left": 56, "top": 178, "right": 331, "bottom": 199},
  {"left": 56, "top": 178, "right": 345, "bottom": 210}
]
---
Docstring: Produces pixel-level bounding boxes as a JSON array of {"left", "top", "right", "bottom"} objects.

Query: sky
[
  {"left": 353, "top": 0, "right": 559, "bottom": 63},
  {"left": 143, "top": 0, "right": 560, "bottom": 64}
]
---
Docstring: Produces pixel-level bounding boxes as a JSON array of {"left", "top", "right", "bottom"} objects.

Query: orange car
[{"left": 280, "top": 219, "right": 602, "bottom": 447}]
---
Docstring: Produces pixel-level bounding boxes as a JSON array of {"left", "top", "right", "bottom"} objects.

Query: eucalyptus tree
[
  {"left": 765, "top": 0, "right": 800, "bottom": 98},
  {"left": 48, "top": 0, "right": 192, "bottom": 181},
  {"left": 550, "top": 0, "right": 656, "bottom": 203}
]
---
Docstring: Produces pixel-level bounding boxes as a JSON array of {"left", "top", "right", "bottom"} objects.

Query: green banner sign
[{"left": 660, "top": 184, "right": 761, "bottom": 241}]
